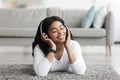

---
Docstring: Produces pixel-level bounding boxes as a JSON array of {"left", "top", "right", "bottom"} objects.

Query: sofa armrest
[{"left": 105, "top": 12, "right": 115, "bottom": 45}]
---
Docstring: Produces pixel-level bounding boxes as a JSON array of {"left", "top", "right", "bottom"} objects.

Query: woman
[{"left": 32, "top": 16, "right": 86, "bottom": 76}]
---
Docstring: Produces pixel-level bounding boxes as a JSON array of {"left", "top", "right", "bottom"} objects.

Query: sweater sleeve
[
  {"left": 33, "top": 45, "right": 52, "bottom": 76},
  {"left": 69, "top": 41, "right": 86, "bottom": 74}
]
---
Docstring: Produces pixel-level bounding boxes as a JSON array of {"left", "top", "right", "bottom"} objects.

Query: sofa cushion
[
  {"left": 0, "top": 38, "right": 34, "bottom": 46},
  {"left": 69, "top": 28, "right": 106, "bottom": 37},
  {"left": 93, "top": 6, "right": 107, "bottom": 28},
  {"left": 81, "top": 5, "right": 96, "bottom": 28},
  {"left": 47, "top": 8, "right": 87, "bottom": 28},
  {"left": 0, "top": 9, "right": 47, "bottom": 29},
  {"left": 0, "top": 28, "right": 36, "bottom": 37},
  {"left": 0, "top": 28, "right": 106, "bottom": 38}
]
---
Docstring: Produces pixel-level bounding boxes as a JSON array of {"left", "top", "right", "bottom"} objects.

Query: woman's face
[{"left": 48, "top": 21, "right": 66, "bottom": 43}]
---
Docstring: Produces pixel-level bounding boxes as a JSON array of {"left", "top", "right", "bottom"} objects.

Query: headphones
[
  {"left": 40, "top": 21, "right": 68, "bottom": 35},
  {"left": 40, "top": 21, "right": 43, "bottom": 35}
]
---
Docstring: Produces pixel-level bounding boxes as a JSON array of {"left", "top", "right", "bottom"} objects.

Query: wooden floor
[{"left": 0, "top": 44, "right": 120, "bottom": 75}]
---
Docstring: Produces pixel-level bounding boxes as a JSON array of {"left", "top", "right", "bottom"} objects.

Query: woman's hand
[
  {"left": 41, "top": 33, "right": 56, "bottom": 50},
  {"left": 64, "top": 30, "right": 76, "bottom": 64},
  {"left": 64, "top": 30, "right": 71, "bottom": 48}
]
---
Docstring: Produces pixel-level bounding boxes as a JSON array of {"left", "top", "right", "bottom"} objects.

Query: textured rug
[{"left": 0, "top": 64, "right": 120, "bottom": 80}]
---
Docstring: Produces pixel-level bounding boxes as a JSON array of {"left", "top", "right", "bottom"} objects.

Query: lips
[{"left": 57, "top": 36, "right": 65, "bottom": 39}]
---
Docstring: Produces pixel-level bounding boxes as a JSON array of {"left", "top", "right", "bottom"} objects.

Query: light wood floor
[{"left": 0, "top": 44, "right": 120, "bottom": 75}]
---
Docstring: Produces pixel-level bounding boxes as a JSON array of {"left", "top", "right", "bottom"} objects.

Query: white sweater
[{"left": 33, "top": 40, "right": 86, "bottom": 76}]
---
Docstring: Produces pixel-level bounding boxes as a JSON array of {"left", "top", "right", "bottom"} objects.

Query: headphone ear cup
[
  {"left": 45, "top": 34, "right": 48, "bottom": 39},
  {"left": 43, "top": 33, "right": 49, "bottom": 39}
]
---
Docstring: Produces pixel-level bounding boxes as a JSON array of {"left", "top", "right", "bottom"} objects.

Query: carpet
[{"left": 0, "top": 64, "right": 120, "bottom": 80}]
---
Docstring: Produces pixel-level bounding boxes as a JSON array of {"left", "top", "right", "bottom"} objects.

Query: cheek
[
  {"left": 48, "top": 33, "right": 57, "bottom": 39},
  {"left": 64, "top": 30, "right": 67, "bottom": 35}
]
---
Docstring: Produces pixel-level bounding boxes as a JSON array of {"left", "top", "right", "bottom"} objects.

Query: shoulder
[
  {"left": 70, "top": 40, "right": 80, "bottom": 47},
  {"left": 34, "top": 44, "right": 45, "bottom": 56},
  {"left": 69, "top": 40, "right": 82, "bottom": 54},
  {"left": 70, "top": 40, "right": 81, "bottom": 49},
  {"left": 34, "top": 44, "right": 40, "bottom": 51}
]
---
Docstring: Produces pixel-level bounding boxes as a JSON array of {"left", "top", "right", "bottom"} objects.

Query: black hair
[{"left": 32, "top": 16, "right": 74, "bottom": 57}]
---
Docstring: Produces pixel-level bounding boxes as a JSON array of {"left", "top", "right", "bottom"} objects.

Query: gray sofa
[{"left": 0, "top": 8, "right": 114, "bottom": 55}]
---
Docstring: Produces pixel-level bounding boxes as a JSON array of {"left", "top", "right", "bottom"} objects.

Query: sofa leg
[{"left": 106, "top": 45, "right": 112, "bottom": 56}]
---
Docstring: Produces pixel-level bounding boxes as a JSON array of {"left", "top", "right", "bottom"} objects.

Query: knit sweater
[{"left": 33, "top": 40, "right": 86, "bottom": 76}]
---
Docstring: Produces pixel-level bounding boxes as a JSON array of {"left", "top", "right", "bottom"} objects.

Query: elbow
[
  {"left": 79, "top": 66, "right": 87, "bottom": 74},
  {"left": 34, "top": 69, "right": 48, "bottom": 77},
  {"left": 34, "top": 66, "right": 48, "bottom": 77},
  {"left": 36, "top": 72, "right": 48, "bottom": 77},
  {"left": 74, "top": 65, "right": 87, "bottom": 75}
]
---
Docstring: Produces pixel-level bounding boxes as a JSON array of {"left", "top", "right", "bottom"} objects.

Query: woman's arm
[
  {"left": 33, "top": 33, "right": 57, "bottom": 76},
  {"left": 66, "top": 41, "right": 86, "bottom": 74},
  {"left": 33, "top": 45, "right": 55, "bottom": 76},
  {"left": 64, "top": 30, "right": 76, "bottom": 64},
  {"left": 70, "top": 41, "right": 86, "bottom": 74},
  {"left": 65, "top": 30, "right": 86, "bottom": 74},
  {"left": 65, "top": 46, "right": 76, "bottom": 64},
  {"left": 41, "top": 33, "right": 56, "bottom": 63}
]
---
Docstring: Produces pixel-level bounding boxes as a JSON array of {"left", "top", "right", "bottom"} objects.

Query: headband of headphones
[
  {"left": 40, "top": 21, "right": 43, "bottom": 35},
  {"left": 40, "top": 21, "right": 68, "bottom": 35}
]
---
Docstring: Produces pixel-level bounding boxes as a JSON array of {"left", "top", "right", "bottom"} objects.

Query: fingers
[
  {"left": 69, "top": 30, "right": 71, "bottom": 39},
  {"left": 41, "top": 33, "right": 56, "bottom": 48},
  {"left": 67, "top": 29, "right": 70, "bottom": 40},
  {"left": 68, "top": 30, "right": 70, "bottom": 36}
]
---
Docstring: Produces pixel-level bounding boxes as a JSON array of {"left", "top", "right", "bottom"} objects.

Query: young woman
[{"left": 32, "top": 16, "right": 86, "bottom": 76}]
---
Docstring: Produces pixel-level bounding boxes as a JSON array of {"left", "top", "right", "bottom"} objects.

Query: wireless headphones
[{"left": 40, "top": 21, "right": 68, "bottom": 35}]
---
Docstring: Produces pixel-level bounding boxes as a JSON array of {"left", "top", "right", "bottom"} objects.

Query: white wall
[
  {"left": 0, "top": 0, "right": 3, "bottom": 8},
  {"left": 43, "top": 0, "right": 93, "bottom": 10},
  {"left": 110, "top": 0, "right": 120, "bottom": 42}
]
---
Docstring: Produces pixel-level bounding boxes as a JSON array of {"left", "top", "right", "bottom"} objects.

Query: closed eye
[
  {"left": 60, "top": 27, "right": 66, "bottom": 30},
  {"left": 60, "top": 25, "right": 66, "bottom": 30},
  {"left": 51, "top": 29, "right": 57, "bottom": 33},
  {"left": 52, "top": 31, "right": 57, "bottom": 33}
]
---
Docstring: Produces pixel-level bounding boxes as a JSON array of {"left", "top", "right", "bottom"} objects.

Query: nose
[
  {"left": 58, "top": 29, "right": 65, "bottom": 35},
  {"left": 58, "top": 30, "right": 62, "bottom": 35}
]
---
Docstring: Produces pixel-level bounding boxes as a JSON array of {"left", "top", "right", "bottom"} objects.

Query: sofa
[{"left": 0, "top": 8, "right": 114, "bottom": 55}]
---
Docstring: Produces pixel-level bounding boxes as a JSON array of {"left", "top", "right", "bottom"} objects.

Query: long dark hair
[{"left": 32, "top": 16, "right": 74, "bottom": 57}]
